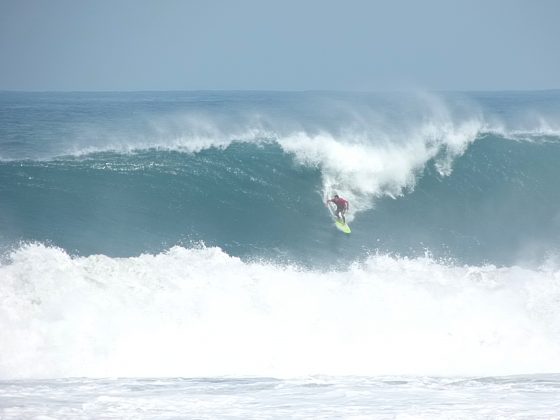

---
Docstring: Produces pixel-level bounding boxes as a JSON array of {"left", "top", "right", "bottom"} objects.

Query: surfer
[{"left": 327, "top": 194, "right": 349, "bottom": 224}]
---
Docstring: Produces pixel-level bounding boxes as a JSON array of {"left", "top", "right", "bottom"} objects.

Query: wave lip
[
  {"left": 278, "top": 116, "right": 483, "bottom": 217},
  {"left": 1, "top": 243, "right": 560, "bottom": 379}
]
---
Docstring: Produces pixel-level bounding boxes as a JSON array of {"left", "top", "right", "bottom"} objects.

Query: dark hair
[{"left": 334, "top": 194, "right": 339, "bottom": 198}]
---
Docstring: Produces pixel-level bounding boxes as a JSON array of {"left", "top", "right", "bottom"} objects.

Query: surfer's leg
[{"left": 336, "top": 208, "right": 344, "bottom": 223}]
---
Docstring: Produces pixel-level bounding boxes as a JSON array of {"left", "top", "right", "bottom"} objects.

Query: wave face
[{"left": 1, "top": 90, "right": 560, "bottom": 379}]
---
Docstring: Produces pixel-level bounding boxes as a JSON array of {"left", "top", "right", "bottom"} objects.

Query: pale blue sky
[{"left": 0, "top": 0, "right": 559, "bottom": 91}]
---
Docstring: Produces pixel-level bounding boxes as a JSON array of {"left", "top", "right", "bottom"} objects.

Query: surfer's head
[{"left": 334, "top": 194, "right": 339, "bottom": 199}]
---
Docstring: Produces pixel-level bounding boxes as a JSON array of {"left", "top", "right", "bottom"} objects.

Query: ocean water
[{"left": 1, "top": 90, "right": 560, "bottom": 418}]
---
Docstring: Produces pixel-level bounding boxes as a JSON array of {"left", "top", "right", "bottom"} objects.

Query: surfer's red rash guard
[{"left": 333, "top": 197, "right": 348, "bottom": 209}]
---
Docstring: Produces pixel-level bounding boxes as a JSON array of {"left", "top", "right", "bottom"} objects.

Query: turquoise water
[{"left": 1, "top": 91, "right": 560, "bottom": 265}]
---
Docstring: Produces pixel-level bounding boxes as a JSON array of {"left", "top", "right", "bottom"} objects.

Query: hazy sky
[{"left": 0, "top": 0, "right": 559, "bottom": 91}]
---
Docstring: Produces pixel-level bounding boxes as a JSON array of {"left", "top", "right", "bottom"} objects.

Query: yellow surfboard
[{"left": 335, "top": 218, "right": 351, "bottom": 234}]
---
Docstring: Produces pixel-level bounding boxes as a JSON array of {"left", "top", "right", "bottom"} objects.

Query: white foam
[
  {"left": 1, "top": 243, "right": 560, "bottom": 379},
  {"left": 278, "top": 118, "right": 481, "bottom": 218}
]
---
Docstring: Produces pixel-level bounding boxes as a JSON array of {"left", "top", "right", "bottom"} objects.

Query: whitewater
[{"left": 1, "top": 90, "right": 560, "bottom": 418}]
